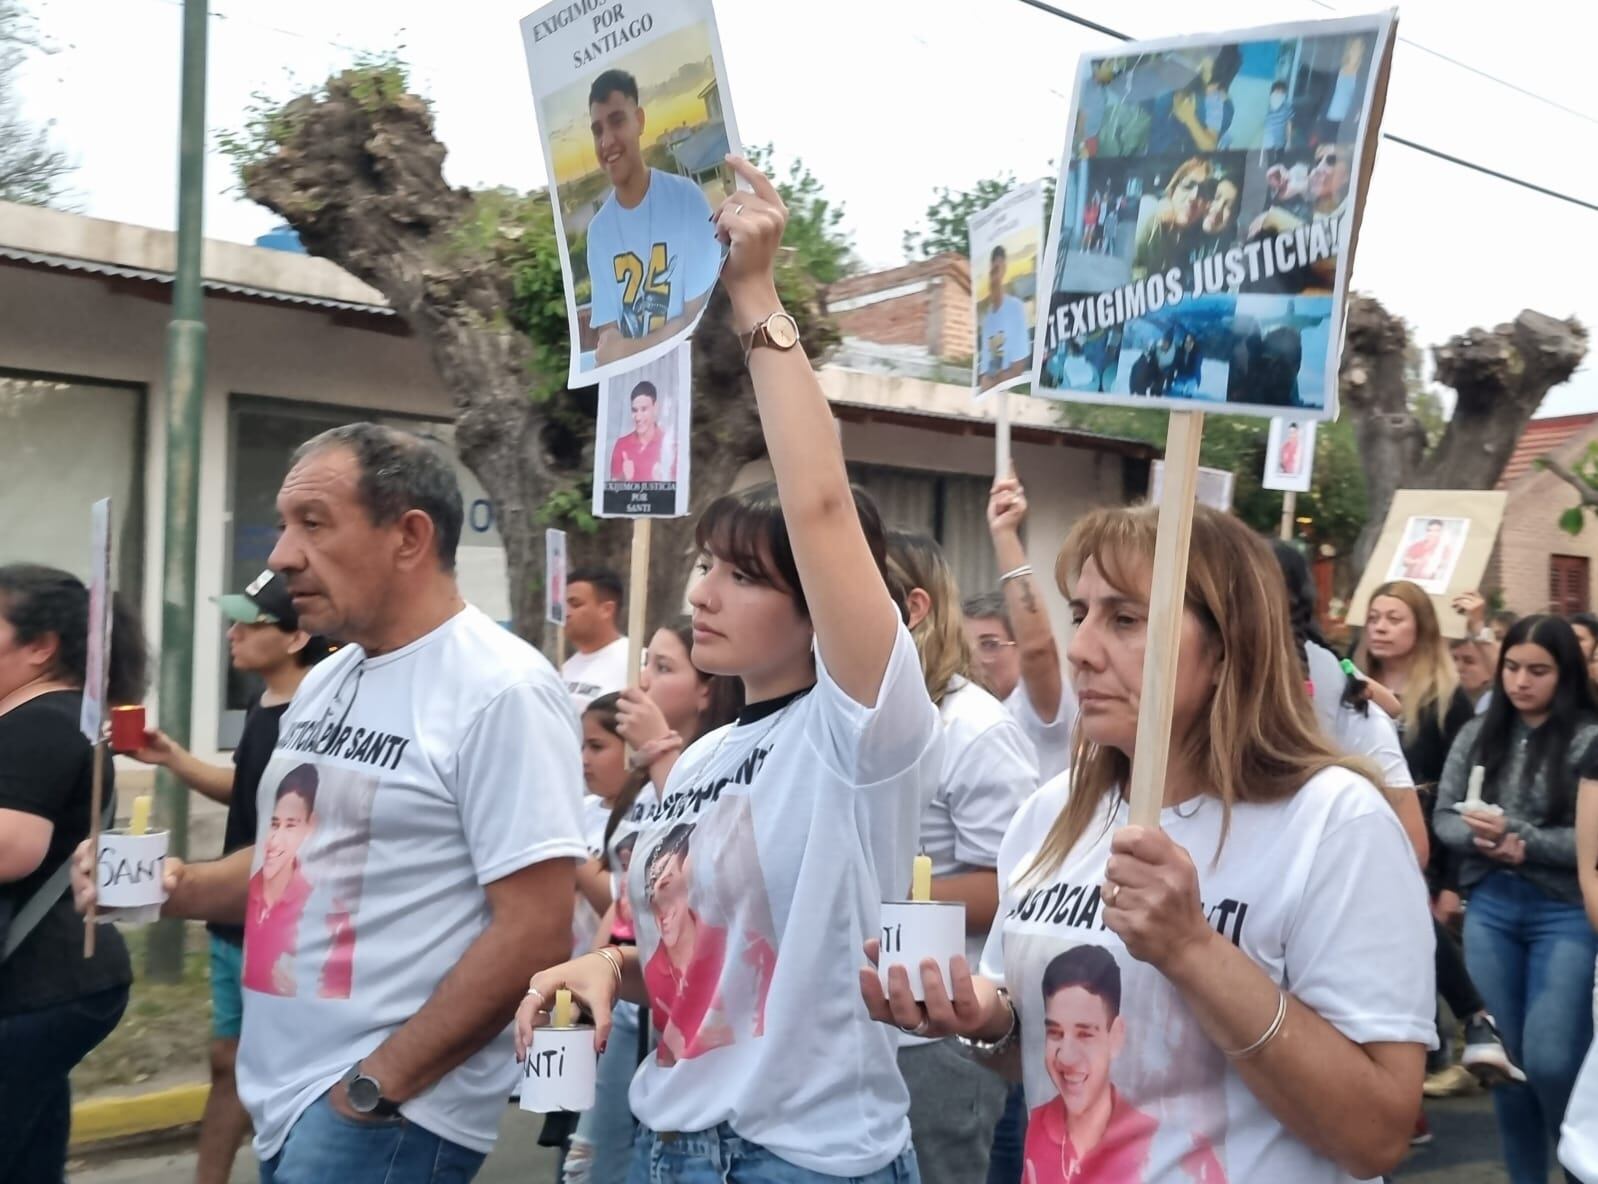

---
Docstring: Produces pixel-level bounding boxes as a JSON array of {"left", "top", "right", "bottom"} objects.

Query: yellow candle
[
  {"left": 129, "top": 794, "right": 152, "bottom": 836},
  {"left": 1466, "top": 766, "right": 1485, "bottom": 806},
  {"left": 911, "top": 854, "right": 933, "bottom": 903},
  {"left": 554, "top": 988, "right": 573, "bottom": 1028}
]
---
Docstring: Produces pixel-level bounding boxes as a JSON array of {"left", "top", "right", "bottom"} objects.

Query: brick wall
[
  {"left": 1491, "top": 464, "right": 1598, "bottom": 615},
  {"left": 832, "top": 288, "right": 936, "bottom": 348},
  {"left": 937, "top": 278, "right": 974, "bottom": 360}
]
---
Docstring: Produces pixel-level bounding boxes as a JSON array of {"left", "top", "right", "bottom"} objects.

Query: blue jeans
[
  {"left": 567, "top": 1003, "right": 640, "bottom": 1184},
  {"left": 258, "top": 1093, "right": 485, "bottom": 1184},
  {"left": 1463, "top": 871, "right": 1597, "bottom": 1184},
  {"left": 0, "top": 985, "right": 128, "bottom": 1184},
  {"left": 986, "top": 1084, "right": 1027, "bottom": 1184},
  {"left": 628, "top": 1124, "right": 919, "bottom": 1184}
]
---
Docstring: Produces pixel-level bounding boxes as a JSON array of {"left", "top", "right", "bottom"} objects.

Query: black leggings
[{"left": 1435, "top": 916, "right": 1484, "bottom": 1020}]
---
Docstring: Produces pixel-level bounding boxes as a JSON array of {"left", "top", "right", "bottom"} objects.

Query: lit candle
[
  {"left": 129, "top": 794, "right": 152, "bottom": 836},
  {"left": 1466, "top": 766, "right": 1485, "bottom": 806},
  {"left": 554, "top": 988, "right": 573, "bottom": 1029},
  {"left": 911, "top": 854, "right": 933, "bottom": 903}
]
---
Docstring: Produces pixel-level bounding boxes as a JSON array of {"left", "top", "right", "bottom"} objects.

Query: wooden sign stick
[
  {"left": 83, "top": 740, "right": 106, "bottom": 958},
  {"left": 626, "top": 518, "right": 653, "bottom": 690},
  {"left": 995, "top": 389, "right": 1013, "bottom": 478},
  {"left": 1279, "top": 490, "right": 1298, "bottom": 542},
  {"left": 555, "top": 623, "right": 567, "bottom": 670},
  {"left": 1127, "top": 410, "right": 1205, "bottom": 829}
]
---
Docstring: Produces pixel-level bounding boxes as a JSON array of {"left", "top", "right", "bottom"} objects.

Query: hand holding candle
[{"left": 878, "top": 853, "right": 964, "bottom": 1002}]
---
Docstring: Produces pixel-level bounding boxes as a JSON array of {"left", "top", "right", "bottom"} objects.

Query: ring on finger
[
  {"left": 1103, "top": 882, "right": 1120, "bottom": 906},
  {"left": 733, "top": 202, "right": 745, "bottom": 215},
  {"left": 526, "top": 985, "right": 546, "bottom": 1011}
]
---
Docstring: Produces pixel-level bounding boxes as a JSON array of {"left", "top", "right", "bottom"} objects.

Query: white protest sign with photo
[
  {"left": 1262, "top": 417, "right": 1316, "bottom": 492},
  {"left": 592, "top": 345, "right": 692, "bottom": 518},
  {"left": 969, "top": 181, "right": 1045, "bottom": 398},
  {"left": 1029, "top": 12, "right": 1395, "bottom": 420},
  {"left": 1150, "top": 460, "right": 1234, "bottom": 511},
  {"left": 545, "top": 528, "right": 568, "bottom": 627},
  {"left": 79, "top": 497, "right": 113, "bottom": 745},
  {"left": 520, "top": 0, "right": 741, "bottom": 388}
]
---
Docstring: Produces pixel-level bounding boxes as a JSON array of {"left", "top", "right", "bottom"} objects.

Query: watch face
[
  {"left": 348, "top": 1074, "right": 382, "bottom": 1112},
  {"left": 767, "top": 314, "right": 799, "bottom": 349}
]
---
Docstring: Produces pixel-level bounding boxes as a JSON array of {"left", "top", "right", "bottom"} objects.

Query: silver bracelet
[
  {"left": 999, "top": 564, "right": 1033, "bottom": 585},
  {"left": 1224, "top": 989, "right": 1288, "bottom": 1061},
  {"left": 959, "top": 988, "right": 1019, "bottom": 1056}
]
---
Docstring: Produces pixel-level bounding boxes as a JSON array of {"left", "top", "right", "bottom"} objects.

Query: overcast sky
[{"left": 14, "top": 0, "right": 1598, "bottom": 414}]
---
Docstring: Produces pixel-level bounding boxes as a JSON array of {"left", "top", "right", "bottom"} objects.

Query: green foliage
[
  {"left": 902, "top": 172, "right": 1058, "bottom": 260},
  {"left": 0, "top": 0, "right": 72, "bottom": 207},
  {"left": 537, "top": 487, "right": 599, "bottom": 534},
  {"left": 1057, "top": 404, "right": 1368, "bottom": 553},
  {"left": 1561, "top": 506, "right": 1586, "bottom": 536},
  {"left": 746, "top": 144, "right": 859, "bottom": 285}
]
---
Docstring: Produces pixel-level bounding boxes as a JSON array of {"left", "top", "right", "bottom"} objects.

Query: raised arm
[
  {"left": 717, "top": 155, "right": 898, "bottom": 706},
  {"left": 987, "top": 472, "right": 1064, "bottom": 722}
]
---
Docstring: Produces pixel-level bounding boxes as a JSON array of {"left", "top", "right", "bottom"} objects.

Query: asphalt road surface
[{"left": 72, "top": 1092, "right": 1540, "bottom": 1184}]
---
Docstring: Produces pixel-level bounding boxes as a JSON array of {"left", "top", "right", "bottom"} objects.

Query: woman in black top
[{"left": 0, "top": 563, "right": 147, "bottom": 1182}]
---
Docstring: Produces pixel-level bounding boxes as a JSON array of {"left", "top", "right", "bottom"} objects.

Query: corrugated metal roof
[{"left": 0, "top": 244, "right": 396, "bottom": 316}]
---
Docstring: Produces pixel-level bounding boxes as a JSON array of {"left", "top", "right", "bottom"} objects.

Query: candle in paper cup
[
  {"left": 97, "top": 826, "right": 169, "bottom": 910},
  {"left": 877, "top": 897, "right": 965, "bottom": 1003},
  {"left": 129, "top": 794, "right": 152, "bottom": 836},
  {"left": 519, "top": 1021, "right": 596, "bottom": 1113},
  {"left": 911, "top": 854, "right": 933, "bottom": 903}
]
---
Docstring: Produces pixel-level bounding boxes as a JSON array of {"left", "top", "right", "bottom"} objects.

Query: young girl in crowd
[
  {"left": 517, "top": 157, "right": 941, "bottom": 1184},
  {"left": 864, "top": 505, "right": 1436, "bottom": 1183},
  {"left": 0, "top": 564, "right": 148, "bottom": 1182},
  {"left": 886, "top": 531, "right": 1038, "bottom": 1184},
  {"left": 563, "top": 624, "right": 742, "bottom": 1184},
  {"left": 1435, "top": 615, "right": 1598, "bottom": 1184}
]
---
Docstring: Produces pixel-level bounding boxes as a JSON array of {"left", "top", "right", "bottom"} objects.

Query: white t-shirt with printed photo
[
  {"left": 562, "top": 636, "right": 631, "bottom": 712},
  {"left": 585, "top": 168, "right": 720, "bottom": 339},
  {"left": 234, "top": 607, "right": 589, "bottom": 1159},
  {"left": 624, "top": 625, "right": 940, "bottom": 1176},
  {"left": 1005, "top": 681, "right": 1077, "bottom": 783},
  {"left": 981, "top": 768, "right": 1435, "bottom": 1184}
]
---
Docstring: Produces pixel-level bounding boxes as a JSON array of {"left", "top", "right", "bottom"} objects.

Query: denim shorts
[
  {"left": 208, "top": 934, "right": 244, "bottom": 1040},
  {"left": 629, "top": 1123, "right": 919, "bottom": 1184}
]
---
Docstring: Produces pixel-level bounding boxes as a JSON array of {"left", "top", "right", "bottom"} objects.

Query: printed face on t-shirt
[
  {"left": 649, "top": 849, "right": 693, "bottom": 952},
  {"left": 1044, "top": 985, "right": 1124, "bottom": 1120},
  {"left": 263, "top": 791, "right": 314, "bottom": 881},
  {"left": 590, "top": 89, "right": 645, "bottom": 190}
]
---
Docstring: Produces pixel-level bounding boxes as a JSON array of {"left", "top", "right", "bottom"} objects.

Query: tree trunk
[
  {"left": 1341, "top": 295, "right": 1587, "bottom": 570},
  {"left": 233, "top": 71, "right": 816, "bottom": 647}
]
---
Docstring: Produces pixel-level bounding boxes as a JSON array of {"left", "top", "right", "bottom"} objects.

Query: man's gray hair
[{"left": 962, "top": 592, "right": 1013, "bottom": 636}]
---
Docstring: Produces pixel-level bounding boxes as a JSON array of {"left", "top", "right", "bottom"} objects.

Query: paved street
[{"left": 71, "top": 1092, "right": 1535, "bottom": 1183}]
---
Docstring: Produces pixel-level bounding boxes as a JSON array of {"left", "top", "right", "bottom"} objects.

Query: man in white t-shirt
[
  {"left": 559, "top": 567, "right": 630, "bottom": 710},
  {"left": 979, "top": 244, "right": 1032, "bottom": 387},
  {"left": 75, "top": 424, "right": 587, "bottom": 1181},
  {"left": 584, "top": 68, "right": 722, "bottom": 366}
]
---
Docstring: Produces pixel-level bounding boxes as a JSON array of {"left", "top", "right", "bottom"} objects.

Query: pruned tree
[
  {"left": 1340, "top": 295, "right": 1588, "bottom": 568},
  {"left": 902, "top": 172, "right": 1057, "bottom": 261},
  {"left": 222, "top": 59, "right": 841, "bottom": 642},
  {"left": 0, "top": 0, "right": 73, "bottom": 206}
]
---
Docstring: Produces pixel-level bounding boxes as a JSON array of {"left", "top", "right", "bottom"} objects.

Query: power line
[{"left": 1014, "top": 0, "right": 1598, "bottom": 213}]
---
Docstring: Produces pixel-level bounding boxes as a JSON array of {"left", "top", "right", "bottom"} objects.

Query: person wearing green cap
[{"left": 130, "top": 568, "right": 332, "bottom": 1184}]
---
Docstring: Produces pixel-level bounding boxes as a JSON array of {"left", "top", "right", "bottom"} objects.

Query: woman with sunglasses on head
[
  {"left": 516, "top": 155, "right": 941, "bottom": 1184},
  {"left": 1435, "top": 615, "right": 1598, "bottom": 1184},
  {"left": 863, "top": 505, "right": 1436, "bottom": 1183}
]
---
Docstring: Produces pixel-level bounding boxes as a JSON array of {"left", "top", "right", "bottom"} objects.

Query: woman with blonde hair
[
  {"left": 863, "top": 505, "right": 1435, "bottom": 1183},
  {"left": 886, "top": 531, "right": 1038, "bottom": 1184},
  {"left": 1132, "top": 156, "right": 1211, "bottom": 280}
]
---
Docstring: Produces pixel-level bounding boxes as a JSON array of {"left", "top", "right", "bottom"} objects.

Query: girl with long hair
[
  {"left": 886, "top": 531, "right": 1037, "bottom": 1184},
  {"left": 864, "top": 505, "right": 1435, "bottom": 1182},
  {"left": 0, "top": 564, "right": 148, "bottom": 1181},
  {"left": 517, "top": 157, "right": 941, "bottom": 1184},
  {"left": 1435, "top": 615, "right": 1598, "bottom": 1183}
]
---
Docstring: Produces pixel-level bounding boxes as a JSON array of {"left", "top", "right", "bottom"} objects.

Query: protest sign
[
  {"left": 1030, "top": 12, "right": 1394, "bottom": 420},
  {"left": 79, "top": 498, "right": 113, "bottom": 745},
  {"left": 1348, "top": 490, "right": 1507, "bottom": 640},
  {"left": 545, "top": 529, "right": 568, "bottom": 628},
  {"left": 1262, "top": 416, "right": 1315, "bottom": 492},
  {"left": 592, "top": 345, "right": 692, "bottom": 518},
  {"left": 970, "top": 182, "right": 1045, "bottom": 399},
  {"left": 1150, "top": 459, "right": 1234, "bottom": 511},
  {"left": 520, "top": 0, "right": 741, "bottom": 387}
]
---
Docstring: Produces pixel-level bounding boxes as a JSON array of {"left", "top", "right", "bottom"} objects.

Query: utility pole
[{"left": 147, "top": 0, "right": 208, "bottom": 982}]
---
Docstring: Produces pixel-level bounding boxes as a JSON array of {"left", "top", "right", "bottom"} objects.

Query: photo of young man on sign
[
  {"left": 520, "top": 0, "right": 740, "bottom": 387},
  {"left": 593, "top": 345, "right": 691, "bottom": 518},
  {"left": 969, "top": 182, "right": 1044, "bottom": 397}
]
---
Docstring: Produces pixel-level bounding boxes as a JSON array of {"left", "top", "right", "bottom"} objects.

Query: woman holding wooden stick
[
  {"left": 861, "top": 505, "right": 1436, "bottom": 1182},
  {"left": 515, "top": 156, "right": 941, "bottom": 1183}
]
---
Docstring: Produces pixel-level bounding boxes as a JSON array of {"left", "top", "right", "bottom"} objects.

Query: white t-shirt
[
  {"left": 586, "top": 169, "right": 720, "bottom": 338},
  {"left": 572, "top": 794, "right": 614, "bottom": 955},
  {"left": 1305, "top": 642, "right": 1413, "bottom": 790},
  {"left": 1005, "top": 681, "right": 1077, "bottom": 783},
  {"left": 981, "top": 294, "right": 1032, "bottom": 377},
  {"left": 982, "top": 769, "right": 1435, "bottom": 1184},
  {"left": 562, "top": 637, "right": 631, "bottom": 712},
  {"left": 624, "top": 626, "right": 940, "bottom": 1175},
  {"left": 236, "top": 607, "right": 589, "bottom": 1159}
]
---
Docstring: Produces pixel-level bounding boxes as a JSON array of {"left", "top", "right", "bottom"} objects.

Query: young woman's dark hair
[
  {"left": 0, "top": 563, "right": 148, "bottom": 706},
  {"left": 1268, "top": 540, "right": 1366, "bottom": 713},
  {"left": 1474, "top": 614, "right": 1598, "bottom": 824},
  {"left": 694, "top": 483, "right": 888, "bottom": 619}
]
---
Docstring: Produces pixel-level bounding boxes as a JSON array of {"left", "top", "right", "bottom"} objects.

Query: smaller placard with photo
[
  {"left": 545, "top": 529, "right": 567, "bottom": 627},
  {"left": 1150, "top": 460, "right": 1234, "bottom": 511},
  {"left": 592, "top": 345, "right": 692, "bottom": 518},
  {"left": 1384, "top": 515, "right": 1469, "bottom": 595},
  {"left": 1262, "top": 417, "right": 1315, "bottom": 492},
  {"left": 969, "top": 181, "right": 1045, "bottom": 398}
]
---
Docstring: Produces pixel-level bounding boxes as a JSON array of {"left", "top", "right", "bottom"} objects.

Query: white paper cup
[
  {"left": 877, "top": 900, "right": 966, "bottom": 1002},
  {"left": 519, "top": 1025, "right": 596, "bottom": 1114},
  {"left": 97, "top": 829, "right": 169, "bottom": 910}
]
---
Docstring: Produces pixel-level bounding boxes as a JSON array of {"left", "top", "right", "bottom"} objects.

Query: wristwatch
[
  {"left": 342, "top": 1062, "right": 401, "bottom": 1118},
  {"left": 958, "top": 987, "right": 1020, "bottom": 1056},
  {"left": 738, "top": 311, "right": 800, "bottom": 364}
]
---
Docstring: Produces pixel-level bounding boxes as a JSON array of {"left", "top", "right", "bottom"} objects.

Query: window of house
[
  {"left": 846, "top": 462, "right": 999, "bottom": 600},
  {"left": 1549, "top": 554, "right": 1590, "bottom": 615},
  {"left": 0, "top": 371, "right": 145, "bottom": 601}
]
